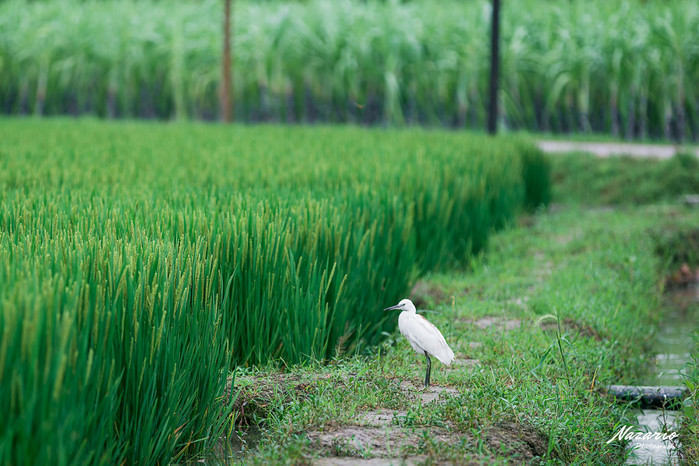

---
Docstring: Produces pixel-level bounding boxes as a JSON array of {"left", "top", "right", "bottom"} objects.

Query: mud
[
  {"left": 308, "top": 425, "right": 453, "bottom": 459},
  {"left": 485, "top": 422, "right": 548, "bottom": 461}
]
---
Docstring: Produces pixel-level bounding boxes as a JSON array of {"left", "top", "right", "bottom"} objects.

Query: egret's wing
[{"left": 401, "top": 313, "right": 455, "bottom": 365}]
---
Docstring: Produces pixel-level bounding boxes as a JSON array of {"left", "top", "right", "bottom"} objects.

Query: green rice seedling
[{"left": 0, "top": 190, "right": 234, "bottom": 464}]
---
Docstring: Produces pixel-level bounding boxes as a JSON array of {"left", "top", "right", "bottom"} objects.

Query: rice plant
[
  {"left": 0, "top": 0, "right": 697, "bottom": 139},
  {"left": 0, "top": 118, "right": 548, "bottom": 463}
]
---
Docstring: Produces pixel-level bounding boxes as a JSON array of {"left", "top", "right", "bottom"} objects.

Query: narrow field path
[{"left": 538, "top": 140, "right": 699, "bottom": 158}]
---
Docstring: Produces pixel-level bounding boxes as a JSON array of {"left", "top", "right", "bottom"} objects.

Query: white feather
[{"left": 390, "top": 299, "right": 455, "bottom": 365}]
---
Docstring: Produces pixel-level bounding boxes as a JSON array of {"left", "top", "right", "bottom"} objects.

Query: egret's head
[{"left": 383, "top": 298, "right": 416, "bottom": 313}]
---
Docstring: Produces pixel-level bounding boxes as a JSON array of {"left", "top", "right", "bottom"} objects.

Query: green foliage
[
  {"left": 653, "top": 226, "right": 699, "bottom": 268},
  {"left": 232, "top": 205, "right": 687, "bottom": 464},
  {"left": 517, "top": 140, "right": 552, "bottom": 210},
  {"left": 0, "top": 118, "right": 549, "bottom": 464},
  {"left": 552, "top": 152, "right": 699, "bottom": 205},
  {"left": 0, "top": 0, "right": 698, "bottom": 139},
  {"left": 0, "top": 192, "right": 234, "bottom": 465}
]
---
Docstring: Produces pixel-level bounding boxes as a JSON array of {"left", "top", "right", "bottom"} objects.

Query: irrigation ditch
[
  {"left": 605, "top": 229, "right": 699, "bottom": 465},
  {"left": 607, "top": 286, "right": 695, "bottom": 464}
]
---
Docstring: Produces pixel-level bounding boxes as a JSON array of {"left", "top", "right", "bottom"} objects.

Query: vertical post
[
  {"left": 221, "top": 0, "right": 233, "bottom": 122},
  {"left": 488, "top": 0, "right": 500, "bottom": 135}
]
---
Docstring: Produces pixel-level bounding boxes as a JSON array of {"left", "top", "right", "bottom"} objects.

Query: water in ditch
[
  {"left": 624, "top": 284, "right": 697, "bottom": 465},
  {"left": 206, "top": 426, "right": 263, "bottom": 464}
]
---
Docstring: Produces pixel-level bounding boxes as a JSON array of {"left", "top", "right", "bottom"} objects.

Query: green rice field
[{"left": 0, "top": 118, "right": 549, "bottom": 464}]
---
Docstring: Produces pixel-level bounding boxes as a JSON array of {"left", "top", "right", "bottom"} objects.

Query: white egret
[{"left": 384, "top": 298, "right": 455, "bottom": 387}]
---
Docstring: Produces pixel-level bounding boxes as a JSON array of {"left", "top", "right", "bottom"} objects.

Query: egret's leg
[{"left": 424, "top": 352, "right": 432, "bottom": 387}]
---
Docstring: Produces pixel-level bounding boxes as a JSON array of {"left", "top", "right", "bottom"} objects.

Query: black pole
[
  {"left": 488, "top": 0, "right": 501, "bottom": 135},
  {"left": 220, "top": 0, "right": 233, "bottom": 122}
]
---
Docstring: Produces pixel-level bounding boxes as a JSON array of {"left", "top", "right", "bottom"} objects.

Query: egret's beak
[{"left": 383, "top": 304, "right": 402, "bottom": 312}]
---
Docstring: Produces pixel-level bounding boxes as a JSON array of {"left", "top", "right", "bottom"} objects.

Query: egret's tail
[{"left": 435, "top": 347, "right": 455, "bottom": 366}]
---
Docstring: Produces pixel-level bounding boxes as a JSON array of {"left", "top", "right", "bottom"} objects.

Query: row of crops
[
  {"left": 0, "top": 0, "right": 697, "bottom": 139},
  {"left": 0, "top": 119, "right": 551, "bottom": 464}
]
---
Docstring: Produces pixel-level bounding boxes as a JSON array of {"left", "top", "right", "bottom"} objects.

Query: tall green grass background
[
  {"left": 0, "top": 0, "right": 697, "bottom": 139},
  {"left": 0, "top": 119, "right": 550, "bottom": 463}
]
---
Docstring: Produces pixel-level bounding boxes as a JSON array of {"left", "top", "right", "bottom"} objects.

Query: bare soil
[
  {"left": 307, "top": 425, "right": 454, "bottom": 458},
  {"left": 464, "top": 316, "right": 523, "bottom": 332},
  {"left": 485, "top": 422, "right": 548, "bottom": 461},
  {"left": 308, "top": 420, "right": 547, "bottom": 464}
]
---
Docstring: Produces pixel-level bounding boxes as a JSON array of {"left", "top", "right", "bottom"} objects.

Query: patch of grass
[
  {"left": 551, "top": 152, "right": 699, "bottom": 205},
  {"left": 654, "top": 227, "right": 699, "bottom": 271}
]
